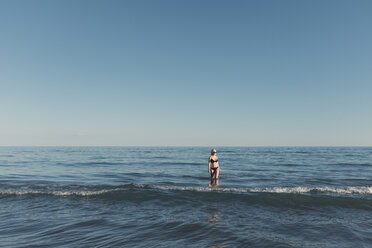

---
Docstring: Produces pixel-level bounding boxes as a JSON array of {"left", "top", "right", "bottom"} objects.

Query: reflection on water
[
  {"left": 208, "top": 213, "right": 221, "bottom": 224},
  {"left": 208, "top": 212, "right": 223, "bottom": 248}
]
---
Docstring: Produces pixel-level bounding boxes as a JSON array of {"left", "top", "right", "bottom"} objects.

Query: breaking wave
[{"left": 1, "top": 183, "right": 371, "bottom": 196}]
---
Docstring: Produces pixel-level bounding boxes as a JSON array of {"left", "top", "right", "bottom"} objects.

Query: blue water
[{"left": 1, "top": 147, "right": 372, "bottom": 247}]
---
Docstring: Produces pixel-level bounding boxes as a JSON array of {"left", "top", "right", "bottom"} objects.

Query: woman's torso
[{"left": 210, "top": 155, "right": 219, "bottom": 168}]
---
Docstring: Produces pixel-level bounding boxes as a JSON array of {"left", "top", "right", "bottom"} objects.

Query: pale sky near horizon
[{"left": 1, "top": 0, "right": 372, "bottom": 146}]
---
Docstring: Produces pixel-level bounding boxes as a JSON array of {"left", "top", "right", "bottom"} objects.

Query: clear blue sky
[{"left": 1, "top": 0, "right": 371, "bottom": 146}]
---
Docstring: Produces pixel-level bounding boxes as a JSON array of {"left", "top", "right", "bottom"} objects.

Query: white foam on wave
[
  {"left": 149, "top": 185, "right": 372, "bottom": 195},
  {"left": 0, "top": 188, "right": 123, "bottom": 196},
  {"left": 149, "top": 185, "right": 251, "bottom": 193},
  {"left": 250, "top": 186, "right": 372, "bottom": 195},
  {"left": 1, "top": 184, "right": 371, "bottom": 196}
]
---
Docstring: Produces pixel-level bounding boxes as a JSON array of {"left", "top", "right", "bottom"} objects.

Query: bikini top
[{"left": 210, "top": 158, "right": 218, "bottom": 163}]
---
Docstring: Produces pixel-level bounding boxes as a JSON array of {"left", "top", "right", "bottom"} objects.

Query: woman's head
[{"left": 211, "top": 149, "right": 217, "bottom": 155}]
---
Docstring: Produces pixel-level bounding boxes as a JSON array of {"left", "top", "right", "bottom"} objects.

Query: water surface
[{"left": 1, "top": 147, "right": 371, "bottom": 247}]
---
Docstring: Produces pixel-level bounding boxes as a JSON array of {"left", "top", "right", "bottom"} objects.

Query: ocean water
[{"left": 1, "top": 146, "right": 371, "bottom": 248}]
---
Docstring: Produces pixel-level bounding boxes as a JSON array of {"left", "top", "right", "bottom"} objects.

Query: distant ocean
[{"left": 1, "top": 147, "right": 371, "bottom": 247}]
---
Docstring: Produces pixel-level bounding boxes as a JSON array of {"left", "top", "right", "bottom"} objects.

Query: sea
[{"left": 0, "top": 146, "right": 371, "bottom": 248}]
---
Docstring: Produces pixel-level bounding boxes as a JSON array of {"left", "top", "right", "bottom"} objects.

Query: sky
[{"left": 1, "top": 0, "right": 372, "bottom": 146}]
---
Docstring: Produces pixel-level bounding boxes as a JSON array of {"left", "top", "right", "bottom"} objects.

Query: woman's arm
[{"left": 208, "top": 156, "right": 211, "bottom": 173}]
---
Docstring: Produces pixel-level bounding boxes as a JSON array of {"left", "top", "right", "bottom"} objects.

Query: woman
[{"left": 208, "top": 149, "right": 220, "bottom": 180}]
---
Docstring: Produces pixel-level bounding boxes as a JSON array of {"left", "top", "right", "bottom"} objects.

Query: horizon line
[{"left": 1, "top": 145, "right": 371, "bottom": 148}]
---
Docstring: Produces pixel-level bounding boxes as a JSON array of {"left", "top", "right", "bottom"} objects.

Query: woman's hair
[{"left": 211, "top": 149, "right": 217, "bottom": 155}]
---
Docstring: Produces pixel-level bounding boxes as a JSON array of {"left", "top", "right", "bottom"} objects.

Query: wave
[
  {"left": 0, "top": 187, "right": 123, "bottom": 196},
  {"left": 1, "top": 183, "right": 371, "bottom": 197},
  {"left": 2, "top": 183, "right": 372, "bottom": 210},
  {"left": 56, "top": 161, "right": 125, "bottom": 167},
  {"left": 332, "top": 162, "right": 372, "bottom": 167},
  {"left": 251, "top": 186, "right": 372, "bottom": 194},
  {"left": 149, "top": 185, "right": 372, "bottom": 195}
]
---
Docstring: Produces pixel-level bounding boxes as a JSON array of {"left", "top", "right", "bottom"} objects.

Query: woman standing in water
[{"left": 208, "top": 149, "right": 220, "bottom": 180}]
